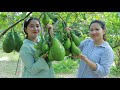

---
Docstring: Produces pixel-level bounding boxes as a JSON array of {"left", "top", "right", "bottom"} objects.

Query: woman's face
[
  {"left": 25, "top": 20, "right": 41, "bottom": 40},
  {"left": 89, "top": 23, "right": 105, "bottom": 42}
]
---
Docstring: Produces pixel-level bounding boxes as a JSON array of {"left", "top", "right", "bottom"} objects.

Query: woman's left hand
[{"left": 73, "top": 53, "right": 88, "bottom": 62}]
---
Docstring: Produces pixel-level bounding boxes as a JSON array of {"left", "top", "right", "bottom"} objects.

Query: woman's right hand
[
  {"left": 46, "top": 24, "right": 53, "bottom": 30},
  {"left": 41, "top": 52, "right": 48, "bottom": 59},
  {"left": 73, "top": 53, "right": 89, "bottom": 62},
  {"left": 64, "top": 27, "right": 72, "bottom": 31}
]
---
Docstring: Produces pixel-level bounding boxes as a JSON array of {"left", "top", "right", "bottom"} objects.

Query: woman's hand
[
  {"left": 73, "top": 53, "right": 97, "bottom": 70},
  {"left": 64, "top": 27, "right": 71, "bottom": 34},
  {"left": 73, "top": 53, "right": 88, "bottom": 62},
  {"left": 46, "top": 24, "right": 53, "bottom": 30},
  {"left": 41, "top": 52, "right": 48, "bottom": 59},
  {"left": 64, "top": 27, "right": 72, "bottom": 31}
]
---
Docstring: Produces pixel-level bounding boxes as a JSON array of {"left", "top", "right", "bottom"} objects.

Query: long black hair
[
  {"left": 89, "top": 20, "right": 107, "bottom": 41},
  {"left": 23, "top": 17, "right": 41, "bottom": 39}
]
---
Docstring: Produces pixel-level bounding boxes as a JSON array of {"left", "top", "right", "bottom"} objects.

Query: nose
[
  {"left": 34, "top": 27, "right": 39, "bottom": 31},
  {"left": 34, "top": 27, "right": 37, "bottom": 30},
  {"left": 92, "top": 30, "right": 97, "bottom": 34}
]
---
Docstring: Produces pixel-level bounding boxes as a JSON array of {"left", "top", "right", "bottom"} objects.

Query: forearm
[
  {"left": 30, "top": 58, "right": 48, "bottom": 74},
  {"left": 20, "top": 52, "right": 48, "bottom": 75},
  {"left": 84, "top": 58, "right": 97, "bottom": 71},
  {"left": 76, "top": 54, "right": 97, "bottom": 71}
]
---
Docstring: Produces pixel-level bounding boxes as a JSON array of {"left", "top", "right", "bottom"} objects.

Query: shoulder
[
  {"left": 80, "top": 38, "right": 93, "bottom": 45},
  {"left": 79, "top": 38, "right": 93, "bottom": 50},
  {"left": 102, "top": 42, "right": 114, "bottom": 55},
  {"left": 103, "top": 42, "right": 113, "bottom": 51},
  {"left": 21, "top": 39, "right": 31, "bottom": 48},
  {"left": 20, "top": 39, "right": 32, "bottom": 53}
]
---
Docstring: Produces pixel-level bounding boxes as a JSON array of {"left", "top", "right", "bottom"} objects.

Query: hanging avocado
[
  {"left": 71, "top": 32, "right": 81, "bottom": 46},
  {"left": 64, "top": 38, "right": 71, "bottom": 50},
  {"left": 42, "top": 12, "right": 50, "bottom": 25},
  {"left": 48, "top": 49, "right": 55, "bottom": 61},
  {"left": 41, "top": 41, "right": 49, "bottom": 53},
  {"left": 51, "top": 37, "right": 65, "bottom": 61},
  {"left": 2, "top": 31, "right": 15, "bottom": 53},
  {"left": 71, "top": 41, "right": 81, "bottom": 55},
  {"left": 14, "top": 31, "right": 23, "bottom": 52}
]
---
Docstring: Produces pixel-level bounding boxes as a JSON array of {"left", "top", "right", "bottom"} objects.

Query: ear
[
  {"left": 24, "top": 28, "right": 28, "bottom": 33},
  {"left": 103, "top": 29, "right": 106, "bottom": 34}
]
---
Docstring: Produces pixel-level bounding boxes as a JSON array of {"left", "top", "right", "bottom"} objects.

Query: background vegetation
[{"left": 0, "top": 12, "right": 120, "bottom": 78}]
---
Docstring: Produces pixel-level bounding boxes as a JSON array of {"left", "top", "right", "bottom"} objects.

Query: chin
[
  {"left": 92, "top": 38, "right": 98, "bottom": 41},
  {"left": 32, "top": 35, "right": 38, "bottom": 38}
]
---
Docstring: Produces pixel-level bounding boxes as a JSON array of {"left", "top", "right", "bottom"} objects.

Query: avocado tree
[{"left": 0, "top": 12, "right": 119, "bottom": 68}]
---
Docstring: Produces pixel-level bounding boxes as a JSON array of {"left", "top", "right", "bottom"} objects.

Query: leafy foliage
[
  {"left": 0, "top": 12, "right": 120, "bottom": 75},
  {"left": 53, "top": 58, "right": 79, "bottom": 74}
]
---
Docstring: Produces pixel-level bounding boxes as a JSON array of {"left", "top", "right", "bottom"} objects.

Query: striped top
[{"left": 77, "top": 39, "right": 114, "bottom": 78}]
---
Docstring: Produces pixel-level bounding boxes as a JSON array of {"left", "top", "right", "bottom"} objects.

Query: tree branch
[
  {"left": 112, "top": 44, "right": 120, "bottom": 48},
  {"left": 72, "top": 12, "right": 78, "bottom": 24},
  {"left": 57, "top": 13, "right": 66, "bottom": 24},
  {"left": 0, "top": 12, "right": 32, "bottom": 38}
]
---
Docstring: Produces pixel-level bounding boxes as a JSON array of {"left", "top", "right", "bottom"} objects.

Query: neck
[
  {"left": 27, "top": 37, "right": 38, "bottom": 42},
  {"left": 94, "top": 39, "right": 105, "bottom": 46}
]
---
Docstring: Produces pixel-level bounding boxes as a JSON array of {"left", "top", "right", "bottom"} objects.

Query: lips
[
  {"left": 92, "top": 34, "right": 98, "bottom": 37},
  {"left": 92, "top": 35, "right": 98, "bottom": 37},
  {"left": 33, "top": 32, "right": 38, "bottom": 34}
]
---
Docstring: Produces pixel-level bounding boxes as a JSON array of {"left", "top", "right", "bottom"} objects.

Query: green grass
[
  {"left": 0, "top": 50, "right": 20, "bottom": 78},
  {"left": 0, "top": 61, "right": 18, "bottom": 78}
]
